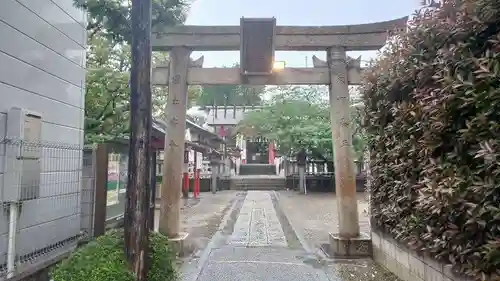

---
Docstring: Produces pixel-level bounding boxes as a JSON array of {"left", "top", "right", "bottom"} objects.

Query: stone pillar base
[
  {"left": 169, "top": 232, "right": 190, "bottom": 257},
  {"left": 326, "top": 232, "right": 372, "bottom": 258}
]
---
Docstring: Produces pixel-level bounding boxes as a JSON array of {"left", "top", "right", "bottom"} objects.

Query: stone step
[
  {"left": 232, "top": 180, "right": 286, "bottom": 185},
  {"left": 232, "top": 178, "right": 285, "bottom": 182},
  {"left": 230, "top": 177, "right": 286, "bottom": 190},
  {"left": 239, "top": 164, "right": 276, "bottom": 175},
  {"left": 232, "top": 183, "right": 286, "bottom": 188},
  {"left": 230, "top": 185, "right": 285, "bottom": 191},
  {"left": 233, "top": 182, "right": 286, "bottom": 187}
]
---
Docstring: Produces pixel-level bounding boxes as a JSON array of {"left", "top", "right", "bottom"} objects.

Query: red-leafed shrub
[{"left": 363, "top": 0, "right": 500, "bottom": 278}]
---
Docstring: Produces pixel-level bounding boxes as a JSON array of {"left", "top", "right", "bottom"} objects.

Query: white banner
[{"left": 196, "top": 152, "right": 203, "bottom": 169}]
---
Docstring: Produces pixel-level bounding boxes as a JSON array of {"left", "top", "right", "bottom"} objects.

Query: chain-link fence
[
  {"left": 0, "top": 138, "right": 90, "bottom": 280},
  {"left": 80, "top": 148, "right": 96, "bottom": 240},
  {"left": 0, "top": 139, "right": 152, "bottom": 280}
]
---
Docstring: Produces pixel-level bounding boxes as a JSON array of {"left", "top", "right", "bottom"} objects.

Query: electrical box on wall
[{"left": 3, "top": 107, "right": 42, "bottom": 202}]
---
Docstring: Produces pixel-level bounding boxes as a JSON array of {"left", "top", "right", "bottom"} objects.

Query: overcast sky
[{"left": 184, "top": 0, "right": 421, "bottom": 67}]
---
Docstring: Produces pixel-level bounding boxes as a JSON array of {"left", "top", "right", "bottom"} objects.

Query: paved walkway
[
  {"left": 228, "top": 191, "right": 287, "bottom": 247},
  {"left": 182, "top": 191, "right": 333, "bottom": 281},
  {"left": 181, "top": 190, "right": 399, "bottom": 281}
]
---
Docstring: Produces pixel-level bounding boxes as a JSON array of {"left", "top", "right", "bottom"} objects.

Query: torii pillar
[
  {"left": 158, "top": 51, "right": 204, "bottom": 254},
  {"left": 159, "top": 47, "right": 191, "bottom": 251},
  {"left": 325, "top": 48, "right": 370, "bottom": 257},
  {"left": 328, "top": 47, "right": 360, "bottom": 236}
]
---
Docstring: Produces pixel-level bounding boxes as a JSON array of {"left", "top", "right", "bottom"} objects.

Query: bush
[
  {"left": 363, "top": 0, "right": 500, "bottom": 278},
  {"left": 51, "top": 230, "right": 177, "bottom": 281}
]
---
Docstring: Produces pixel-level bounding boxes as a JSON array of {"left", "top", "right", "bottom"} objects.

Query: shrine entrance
[
  {"left": 246, "top": 142, "right": 267, "bottom": 164},
  {"left": 246, "top": 137, "right": 269, "bottom": 164},
  {"left": 152, "top": 16, "right": 407, "bottom": 248}
]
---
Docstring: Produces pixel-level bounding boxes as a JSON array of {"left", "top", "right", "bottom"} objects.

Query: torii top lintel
[{"left": 152, "top": 16, "right": 408, "bottom": 52}]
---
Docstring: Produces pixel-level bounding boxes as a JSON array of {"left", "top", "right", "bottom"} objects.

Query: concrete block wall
[
  {"left": 0, "top": 0, "right": 86, "bottom": 270},
  {"left": 372, "top": 230, "right": 474, "bottom": 281}
]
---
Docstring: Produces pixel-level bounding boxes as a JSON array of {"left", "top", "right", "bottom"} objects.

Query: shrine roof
[{"left": 152, "top": 118, "right": 225, "bottom": 143}]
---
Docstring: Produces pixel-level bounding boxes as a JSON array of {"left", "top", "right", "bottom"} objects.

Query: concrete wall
[
  {"left": 0, "top": 0, "right": 86, "bottom": 271},
  {"left": 372, "top": 229, "right": 474, "bottom": 281}
]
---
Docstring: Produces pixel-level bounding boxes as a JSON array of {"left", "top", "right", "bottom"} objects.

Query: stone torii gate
[{"left": 153, "top": 17, "right": 407, "bottom": 255}]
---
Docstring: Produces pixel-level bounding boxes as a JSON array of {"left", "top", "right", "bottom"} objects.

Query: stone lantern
[
  {"left": 234, "top": 147, "right": 242, "bottom": 175},
  {"left": 296, "top": 148, "right": 307, "bottom": 194},
  {"left": 272, "top": 147, "right": 279, "bottom": 175},
  {"left": 208, "top": 150, "right": 221, "bottom": 194}
]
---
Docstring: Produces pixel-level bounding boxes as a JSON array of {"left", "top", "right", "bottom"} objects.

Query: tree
[
  {"left": 236, "top": 86, "right": 366, "bottom": 161},
  {"left": 84, "top": 35, "right": 131, "bottom": 144},
  {"left": 84, "top": 37, "right": 200, "bottom": 143},
  {"left": 73, "top": 0, "right": 188, "bottom": 44},
  {"left": 79, "top": 0, "right": 199, "bottom": 143}
]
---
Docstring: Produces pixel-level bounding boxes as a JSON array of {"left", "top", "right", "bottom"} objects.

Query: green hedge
[
  {"left": 51, "top": 230, "right": 177, "bottom": 281},
  {"left": 362, "top": 0, "right": 500, "bottom": 278}
]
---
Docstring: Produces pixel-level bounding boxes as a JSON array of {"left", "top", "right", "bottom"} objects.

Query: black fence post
[{"left": 150, "top": 150, "right": 157, "bottom": 231}]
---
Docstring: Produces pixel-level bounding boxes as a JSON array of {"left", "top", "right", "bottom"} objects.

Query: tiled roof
[{"left": 152, "top": 118, "right": 224, "bottom": 143}]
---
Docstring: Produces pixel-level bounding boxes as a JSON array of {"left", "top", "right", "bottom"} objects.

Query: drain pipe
[{"left": 7, "top": 202, "right": 19, "bottom": 278}]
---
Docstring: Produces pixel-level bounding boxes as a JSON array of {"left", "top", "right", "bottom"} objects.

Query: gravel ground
[
  {"left": 154, "top": 191, "right": 243, "bottom": 260},
  {"left": 276, "top": 190, "right": 371, "bottom": 250},
  {"left": 275, "top": 190, "right": 400, "bottom": 281},
  {"left": 180, "top": 191, "right": 243, "bottom": 256}
]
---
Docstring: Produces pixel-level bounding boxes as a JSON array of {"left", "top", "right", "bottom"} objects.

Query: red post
[
  {"left": 194, "top": 169, "right": 200, "bottom": 198},
  {"left": 193, "top": 151, "right": 198, "bottom": 198},
  {"left": 268, "top": 141, "right": 275, "bottom": 164},
  {"left": 183, "top": 148, "right": 189, "bottom": 198},
  {"left": 183, "top": 173, "right": 189, "bottom": 193}
]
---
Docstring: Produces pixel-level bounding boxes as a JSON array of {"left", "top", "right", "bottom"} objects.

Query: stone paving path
[
  {"left": 184, "top": 190, "right": 333, "bottom": 281},
  {"left": 183, "top": 190, "right": 400, "bottom": 281},
  {"left": 229, "top": 191, "right": 287, "bottom": 247}
]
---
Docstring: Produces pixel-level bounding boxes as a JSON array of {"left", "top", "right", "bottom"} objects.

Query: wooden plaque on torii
[{"left": 240, "top": 17, "right": 276, "bottom": 76}]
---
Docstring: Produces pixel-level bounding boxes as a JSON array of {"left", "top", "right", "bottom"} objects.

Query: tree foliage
[
  {"left": 85, "top": 35, "right": 131, "bottom": 144},
  {"left": 363, "top": 0, "right": 500, "bottom": 277},
  {"left": 84, "top": 36, "right": 200, "bottom": 143},
  {"left": 236, "top": 86, "right": 365, "bottom": 160},
  {"left": 73, "top": 0, "right": 188, "bottom": 44},
  {"left": 78, "top": 0, "right": 199, "bottom": 143}
]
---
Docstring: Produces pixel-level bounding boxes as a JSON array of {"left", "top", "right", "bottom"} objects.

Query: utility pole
[{"left": 125, "top": 0, "right": 152, "bottom": 280}]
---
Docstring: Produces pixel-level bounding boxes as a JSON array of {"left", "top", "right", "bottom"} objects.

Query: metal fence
[
  {"left": 0, "top": 139, "right": 89, "bottom": 280},
  {"left": 0, "top": 139, "right": 151, "bottom": 280},
  {"left": 283, "top": 158, "right": 367, "bottom": 193},
  {"left": 282, "top": 158, "right": 365, "bottom": 176}
]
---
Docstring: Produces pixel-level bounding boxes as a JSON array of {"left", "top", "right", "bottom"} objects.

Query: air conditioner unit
[{"left": 3, "top": 108, "right": 42, "bottom": 202}]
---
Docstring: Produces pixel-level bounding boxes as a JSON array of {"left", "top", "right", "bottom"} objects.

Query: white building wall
[{"left": 0, "top": 0, "right": 86, "bottom": 270}]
